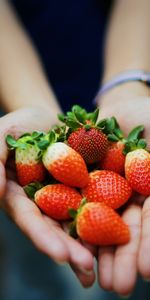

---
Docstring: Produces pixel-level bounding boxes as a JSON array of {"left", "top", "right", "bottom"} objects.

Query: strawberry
[
  {"left": 99, "top": 118, "right": 145, "bottom": 175},
  {"left": 34, "top": 184, "right": 82, "bottom": 220},
  {"left": 100, "top": 141, "right": 125, "bottom": 175},
  {"left": 42, "top": 142, "right": 89, "bottom": 188},
  {"left": 75, "top": 202, "right": 130, "bottom": 245},
  {"left": 58, "top": 105, "right": 108, "bottom": 164},
  {"left": 6, "top": 133, "right": 46, "bottom": 186},
  {"left": 125, "top": 149, "right": 150, "bottom": 196},
  {"left": 67, "top": 127, "right": 108, "bottom": 164},
  {"left": 82, "top": 170, "right": 132, "bottom": 209}
]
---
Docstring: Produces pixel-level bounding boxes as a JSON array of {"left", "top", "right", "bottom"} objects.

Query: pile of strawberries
[{"left": 6, "top": 105, "right": 150, "bottom": 246}]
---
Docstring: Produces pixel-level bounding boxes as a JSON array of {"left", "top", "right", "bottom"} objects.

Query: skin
[
  {"left": 97, "top": 84, "right": 150, "bottom": 296},
  {"left": 0, "top": 0, "right": 95, "bottom": 286},
  {"left": 0, "top": 108, "right": 95, "bottom": 286},
  {"left": 96, "top": 0, "right": 150, "bottom": 294},
  {"left": 1, "top": 0, "right": 150, "bottom": 293}
]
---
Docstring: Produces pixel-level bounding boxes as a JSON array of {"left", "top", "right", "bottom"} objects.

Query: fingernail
[{"left": 77, "top": 267, "right": 93, "bottom": 276}]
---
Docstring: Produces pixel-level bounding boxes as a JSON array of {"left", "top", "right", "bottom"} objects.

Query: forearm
[
  {"left": 103, "top": 0, "right": 150, "bottom": 82},
  {"left": 0, "top": 0, "right": 61, "bottom": 123}
]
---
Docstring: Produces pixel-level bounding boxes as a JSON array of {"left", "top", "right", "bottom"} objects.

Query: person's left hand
[{"left": 97, "top": 84, "right": 150, "bottom": 296}]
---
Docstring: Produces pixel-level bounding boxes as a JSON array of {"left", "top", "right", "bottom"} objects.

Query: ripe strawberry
[
  {"left": 99, "top": 119, "right": 145, "bottom": 175},
  {"left": 67, "top": 127, "right": 108, "bottom": 164},
  {"left": 82, "top": 170, "right": 132, "bottom": 209},
  {"left": 6, "top": 133, "right": 46, "bottom": 186},
  {"left": 42, "top": 142, "right": 89, "bottom": 188},
  {"left": 35, "top": 184, "right": 82, "bottom": 220},
  {"left": 125, "top": 149, "right": 150, "bottom": 196},
  {"left": 100, "top": 141, "right": 125, "bottom": 175},
  {"left": 76, "top": 202, "right": 130, "bottom": 245},
  {"left": 58, "top": 105, "right": 108, "bottom": 164}
]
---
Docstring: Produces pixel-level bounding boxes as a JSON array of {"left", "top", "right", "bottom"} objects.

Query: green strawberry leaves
[
  {"left": 86, "top": 108, "right": 99, "bottom": 124},
  {"left": 52, "top": 125, "right": 67, "bottom": 142},
  {"left": 37, "top": 140, "right": 50, "bottom": 150},
  {"left": 69, "top": 198, "right": 87, "bottom": 238},
  {"left": 123, "top": 138, "right": 147, "bottom": 154},
  {"left": 6, "top": 135, "right": 19, "bottom": 149},
  {"left": 69, "top": 208, "right": 77, "bottom": 219},
  {"left": 24, "top": 182, "right": 44, "bottom": 199},
  {"left": 6, "top": 126, "right": 68, "bottom": 160},
  {"left": 6, "top": 131, "right": 47, "bottom": 150},
  {"left": 97, "top": 117, "right": 146, "bottom": 154},
  {"left": 6, "top": 135, "right": 29, "bottom": 150},
  {"left": 69, "top": 199, "right": 87, "bottom": 220},
  {"left": 123, "top": 125, "right": 147, "bottom": 154},
  {"left": 58, "top": 105, "right": 100, "bottom": 131},
  {"left": 127, "top": 125, "right": 144, "bottom": 142},
  {"left": 97, "top": 117, "right": 124, "bottom": 141},
  {"left": 137, "top": 139, "right": 147, "bottom": 149},
  {"left": 72, "top": 105, "right": 87, "bottom": 123},
  {"left": 31, "top": 131, "right": 45, "bottom": 140},
  {"left": 37, "top": 130, "right": 57, "bottom": 150},
  {"left": 58, "top": 109, "right": 82, "bottom": 130},
  {"left": 69, "top": 221, "right": 78, "bottom": 238}
]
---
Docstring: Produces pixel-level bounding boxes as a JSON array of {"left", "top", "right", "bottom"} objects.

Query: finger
[
  {"left": 113, "top": 204, "right": 141, "bottom": 296},
  {"left": 98, "top": 246, "right": 115, "bottom": 291},
  {"left": 70, "top": 263, "right": 95, "bottom": 288},
  {"left": 45, "top": 218, "right": 95, "bottom": 286},
  {"left": 45, "top": 216, "right": 94, "bottom": 272},
  {"left": 72, "top": 241, "right": 96, "bottom": 288},
  {"left": 3, "top": 180, "right": 69, "bottom": 264},
  {"left": 81, "top": 241, "right": 98, "bottom": 257},
  {"left": 138, "top": 196, "right": 150, "bottom": 279},
  {"left": 70, "top": 240, "right": 97, "bottom": 288}
]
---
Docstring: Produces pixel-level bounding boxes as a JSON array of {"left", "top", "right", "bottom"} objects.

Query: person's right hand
[{"left": 0, "top": 106, "right": 95, "bottom": 287}]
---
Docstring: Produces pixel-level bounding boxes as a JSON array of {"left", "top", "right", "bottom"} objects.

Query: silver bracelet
[{"left": 94, "top": 69, "right": 150, "bottom": 104}]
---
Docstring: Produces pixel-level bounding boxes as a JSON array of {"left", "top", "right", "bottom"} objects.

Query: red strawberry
[
  {"left": 76, "top": 202, "right": 130, "bottom": 245},
  {"left": 99, "top": 119, "right": 145, "bottom": 175},
  {"left": 42, "top": 142, "right": 89, "bottom": 188},
  {"left": 82, "top": 170, "right": 132, "bottom": 209},
  {"left": 35, "top": 184, "right": 82, "bottom": 220},
  {"left": 68, "top": 127, "right": 108, "bottom": 164},
  {"left": 58, "top": 105, "right": 108, "bottom": 164},
  {"left": 100, "top": 141, "right": 125, "bottom": 175},
  {"left": 125, "top": 149, "right": 150, "bottom": 196},
  {"left": 6, "top": 134, "right": 46, "bottom": 186}
]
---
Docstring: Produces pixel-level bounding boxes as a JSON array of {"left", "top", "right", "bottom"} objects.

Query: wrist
[{"left": 97, "top": 81, "right": 150, "bottom": 107}]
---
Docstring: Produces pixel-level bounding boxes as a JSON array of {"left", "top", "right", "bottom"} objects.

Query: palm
[{"left": 97, "top": 95, "right": 150, "bottom": 295}]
